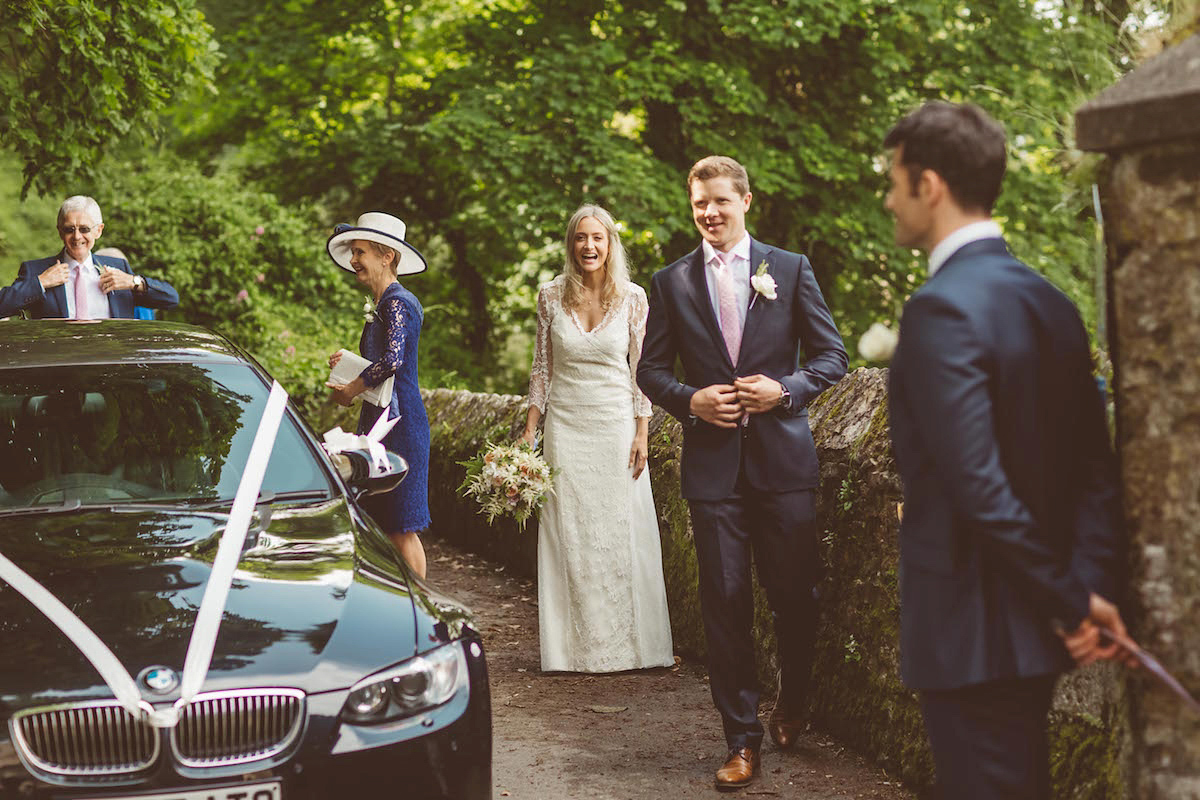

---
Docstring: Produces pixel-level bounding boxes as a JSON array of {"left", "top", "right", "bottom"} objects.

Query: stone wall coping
[{"left": 1076, "top": 33, "right": 1200, "bottom": 152}]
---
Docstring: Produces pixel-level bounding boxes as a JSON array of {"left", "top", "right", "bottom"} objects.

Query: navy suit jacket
[
  {"left": 888, "top": 237, "right": 1124, "bottom": 691},
  {"left": 0, "top": 251, "right": 179, "bottom": 319},
  {"left": 637, "top": 239, "right": 847, "bottom": 500}
]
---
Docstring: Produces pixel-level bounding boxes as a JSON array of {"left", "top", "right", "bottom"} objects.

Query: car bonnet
[{"left": 0, "top": 499, "right": 421, "bottom": 709}]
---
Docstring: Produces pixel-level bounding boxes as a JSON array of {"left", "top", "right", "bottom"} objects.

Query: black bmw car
[{"left": 0, "top": 321, "right": 491, "bottom": 800}]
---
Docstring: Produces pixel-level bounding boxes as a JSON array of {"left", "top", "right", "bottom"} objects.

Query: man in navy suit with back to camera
[
  {"left": 883, "top": 101, "right": 1136, "bottom": 799},
  {"left": 0, "top": 195, "right": 178, "bottom": 320},
  {"left": 637, "top": 155, "right": 847, "bottom": 791}
]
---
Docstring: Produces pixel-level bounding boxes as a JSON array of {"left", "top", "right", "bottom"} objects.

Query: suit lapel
[
  {"left": 736, "top": 239, "right": 772, "bottom": 367},
  {"left": 681, "top": 248, "right": 734, "bottom": 371},
  {"left": 45, "top": 250, "right": 70, "bottom": 318}
]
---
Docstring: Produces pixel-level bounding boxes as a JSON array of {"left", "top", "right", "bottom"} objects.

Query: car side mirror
[{"left": 330, "top": 448, "right": 408, "bottom": 499}]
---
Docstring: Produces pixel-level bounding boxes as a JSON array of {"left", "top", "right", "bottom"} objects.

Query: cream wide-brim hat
[{"left": 326, "top": 212, "right": 428, "bottom": 276}]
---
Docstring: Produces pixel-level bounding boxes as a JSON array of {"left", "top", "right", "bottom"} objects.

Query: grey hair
[
  {"left": 561, "top": 204, "right": 630, "bottom": 312},
  {"left": 58, "top": 196, "right": 103, "bottom": 227}
]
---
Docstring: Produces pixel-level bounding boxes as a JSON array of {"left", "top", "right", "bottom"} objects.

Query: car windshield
[{"left": 0, "top": 362, "right": 332, "bottom": 509}]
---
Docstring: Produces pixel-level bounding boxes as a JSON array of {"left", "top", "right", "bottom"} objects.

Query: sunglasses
[{"left": 59, "top": 226, "right": 95, "bottom": 234}]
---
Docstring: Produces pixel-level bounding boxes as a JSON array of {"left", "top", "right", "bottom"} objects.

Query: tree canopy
[
  {"left": 1, "top": 0, "right": 1167, "bottom": 404},
  {"left": 0, "top": 0, "right": 218, "bottom": 196}
]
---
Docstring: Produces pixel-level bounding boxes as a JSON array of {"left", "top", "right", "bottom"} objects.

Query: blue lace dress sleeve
[{"left": 360, "top": 295, "right": 405, "bottom": 387}]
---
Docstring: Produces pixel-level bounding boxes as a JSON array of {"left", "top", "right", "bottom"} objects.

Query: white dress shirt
[
  {"left": 701, "top": 233, "right": 752, "bottom": 328},
  {"left": 64, "top": 254, "right": 112, "bottom": 319},
  {"left": 928, "top": 220, "right": 1003, "bottom": 278}
]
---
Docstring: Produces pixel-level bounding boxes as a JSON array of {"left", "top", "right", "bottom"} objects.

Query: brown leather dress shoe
[
  {"left": 768, "top": 671, "right": 805, "bottom": 750},
  {"left": 715, "top": 746, "right": 760, "bottom": 791}
]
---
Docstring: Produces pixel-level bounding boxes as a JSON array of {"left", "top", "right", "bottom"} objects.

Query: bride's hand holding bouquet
[{"left": 457, "top": 439, "right": 555, "bottom": 529}]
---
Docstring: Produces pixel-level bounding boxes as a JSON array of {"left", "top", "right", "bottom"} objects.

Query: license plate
[{"left": 82, "top": 781, "right": 282, "bottom": 800}]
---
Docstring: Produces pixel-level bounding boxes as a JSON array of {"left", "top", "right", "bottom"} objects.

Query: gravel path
[{"left": 425, "top": 537, "right": 914, "bottom": 800}]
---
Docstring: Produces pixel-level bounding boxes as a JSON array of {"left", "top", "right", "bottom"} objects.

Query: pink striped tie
[
  {"left": 714, "top": 252, "right": 741, "bottom": 364},
  {"left": 73, "top": 265, "right": 89, "bottom": 320}
]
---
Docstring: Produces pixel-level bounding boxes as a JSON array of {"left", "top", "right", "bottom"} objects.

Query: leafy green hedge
[{"left": 92, "top": 158, "right": 365, "bottom": 423}]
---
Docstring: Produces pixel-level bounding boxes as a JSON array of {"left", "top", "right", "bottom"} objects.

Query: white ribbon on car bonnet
[{"left": 0, "top": 380, "right": 290, "bottom": 728}]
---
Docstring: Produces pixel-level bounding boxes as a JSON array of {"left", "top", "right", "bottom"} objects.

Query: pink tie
[
  {"left": 73, "top": 265, "right": 89, "bottom": 320},
  {"left": 714, "top": 253, "right": 741, "bottom": 364}
]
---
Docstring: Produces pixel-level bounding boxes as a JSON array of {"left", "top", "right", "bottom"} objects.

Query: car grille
[
  {"left": 11, "top": 702, "right": 159, "bottom": 776},
  {"left": 11, "top": 689, "right": 306, "bottom": 776},
  {"left": 172, "top": 689, "right": 306, "bottom": 768}
]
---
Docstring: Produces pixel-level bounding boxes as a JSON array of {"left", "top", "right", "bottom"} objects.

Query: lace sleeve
[
  {"left": 627, "top": 284, "right": 653, "bottom": 418},
  {"left": 360, "top": 294, "right": 406, "bottom": 387},
  {"left": 526, "top": 282, "right": 555, "bottom": 413}
]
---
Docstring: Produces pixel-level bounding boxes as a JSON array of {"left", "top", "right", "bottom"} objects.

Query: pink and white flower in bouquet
[{"left": 457, "top": 441, "right": 555, "bottom": 528}]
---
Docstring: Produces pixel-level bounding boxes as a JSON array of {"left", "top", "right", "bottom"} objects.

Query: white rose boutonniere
[
  {"left": 858, "top": 322, "right": 899, "bottom": 362},
  {"left": 748, "top": 260, "right": 777, "bottom": 309},
  {"left": 362, "top": 297, "right": 378, "bottom": 324}
]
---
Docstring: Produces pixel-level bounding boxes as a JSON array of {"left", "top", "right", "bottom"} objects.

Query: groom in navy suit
[
  {"left": 638, "top": 156, "right": 847, "bottom": 790},
  {"left": 884, "top": 102, "right": 1135, "bottom": 799},
  {"left": 0, "top": 195, "right": 178, "bottom": 320}
]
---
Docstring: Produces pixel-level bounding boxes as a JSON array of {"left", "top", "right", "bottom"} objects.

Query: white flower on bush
[{"left": 858, "top": 322, "right": 899, "bottom": 362}]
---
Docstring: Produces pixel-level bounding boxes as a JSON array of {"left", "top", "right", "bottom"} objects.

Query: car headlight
[{"left": 341, "top": 642, "right": 468, "bottom": 724}]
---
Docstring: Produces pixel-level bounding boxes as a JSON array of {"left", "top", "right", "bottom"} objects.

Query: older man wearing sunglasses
[{"left": 0, "top": 195, "right": 178, "bottom": 320}]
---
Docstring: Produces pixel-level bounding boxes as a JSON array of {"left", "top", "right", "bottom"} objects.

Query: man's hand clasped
[
  {"left": 690, "top": 375, "right": 785, "bottom": 427},
  {"left": 1058, "top": 593, "right": 1140, "bottom": 670},
  {"left": 734, "top": 374, "right": 784, "bottom": 414}
]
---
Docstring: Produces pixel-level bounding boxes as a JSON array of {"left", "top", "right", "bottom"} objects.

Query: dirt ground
[{"left": 424, "top": 537, "right": 914, "bottom": 800}]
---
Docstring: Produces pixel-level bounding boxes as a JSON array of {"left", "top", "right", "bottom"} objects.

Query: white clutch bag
[{"left": 328, "top": 349, "right": 395, "bottom": 408}]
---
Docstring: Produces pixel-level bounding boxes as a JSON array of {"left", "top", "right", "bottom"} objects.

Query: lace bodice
[{"left": 526, "top": 276, "right": 652, "bottom": 417}]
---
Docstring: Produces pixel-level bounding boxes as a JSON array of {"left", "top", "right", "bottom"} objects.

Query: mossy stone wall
[{"left": 420, "top": 369, "right": 1124, "bottom": 796}]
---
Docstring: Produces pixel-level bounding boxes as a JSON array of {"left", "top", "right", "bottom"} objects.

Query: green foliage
[
  {"left": 88, "top": 157, "right": 367, "bottom": 419},
  {"left": 0, "top": 154, "right": 60, "bottom": 264},
  {"left": 166, "top": 0, "right": 1153, "bottom": 394},
  {"left": 0, "top": 0, "right": 218, "bottom": 196}
]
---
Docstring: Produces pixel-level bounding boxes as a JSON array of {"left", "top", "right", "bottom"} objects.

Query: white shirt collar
[
  {"left": 64, "top": 252, "right": 95, "bottom": 271},
  {"left": 928, "top": 221, "right": 1003, "bottom": 277},
  {"left": 702, "top": 233, "right": 751, "bottom": 267}
]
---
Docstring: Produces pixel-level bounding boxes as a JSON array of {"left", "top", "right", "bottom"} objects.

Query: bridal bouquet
[{"left": 457, "top": 441, "right": 555, "bottom": 529}]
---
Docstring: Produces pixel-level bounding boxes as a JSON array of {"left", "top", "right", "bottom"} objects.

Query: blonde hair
[{"left": 560, "top": 204, "right": 629, "bottom": 312}]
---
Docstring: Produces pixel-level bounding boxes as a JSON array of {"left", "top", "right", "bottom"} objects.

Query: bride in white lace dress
[{"left": 522, "top": 204, "right": 675, "bottom": 673}]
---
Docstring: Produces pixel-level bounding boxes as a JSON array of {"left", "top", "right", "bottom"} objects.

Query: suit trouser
[
  {"left": 920, "top": 674, "right": 1058, "bottom": 800},
  {"left": 689, "top": 484, "right": 818, "bottom": 750}
]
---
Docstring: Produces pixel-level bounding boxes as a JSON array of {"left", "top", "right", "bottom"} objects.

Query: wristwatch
[
  {"left": 776, "top": 385, "right": 792, "bottom": 412},
  {"left": 132, "top": 275, "right": 146, "bottom": 293}
]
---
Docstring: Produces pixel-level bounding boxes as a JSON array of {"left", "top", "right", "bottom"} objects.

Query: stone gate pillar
[{"left": 1075, "top": 34, "right": 1200, "bottom": 799}]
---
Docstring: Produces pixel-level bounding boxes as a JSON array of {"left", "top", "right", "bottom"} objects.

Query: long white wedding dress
[{"left": 527, "top": 276, "right": 675, "bottom": 673}]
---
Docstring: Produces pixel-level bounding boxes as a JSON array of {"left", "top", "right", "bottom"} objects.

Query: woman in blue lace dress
[{"left": 325, "top": 212, "right": 431, "bottom": 578}]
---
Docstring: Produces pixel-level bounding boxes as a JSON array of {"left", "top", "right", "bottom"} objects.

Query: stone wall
[
  {"left": 421, "top": 369, "right": 1124, "bottom": 796},
  {"left": 1077, "top": 33, "right": 1200, "bottom": 799}
]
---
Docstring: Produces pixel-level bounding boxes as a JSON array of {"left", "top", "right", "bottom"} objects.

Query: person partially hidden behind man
[
  {"left": 0, "top": 195, "right": 178, "bottom": 319},
  {"left": 883, "top": 101, "right": 1138, "bottom": 799}
]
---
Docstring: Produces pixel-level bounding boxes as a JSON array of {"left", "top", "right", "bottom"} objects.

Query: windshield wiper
[{"left": 0, "top": 499, "right": 84, "bottom": 518}]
